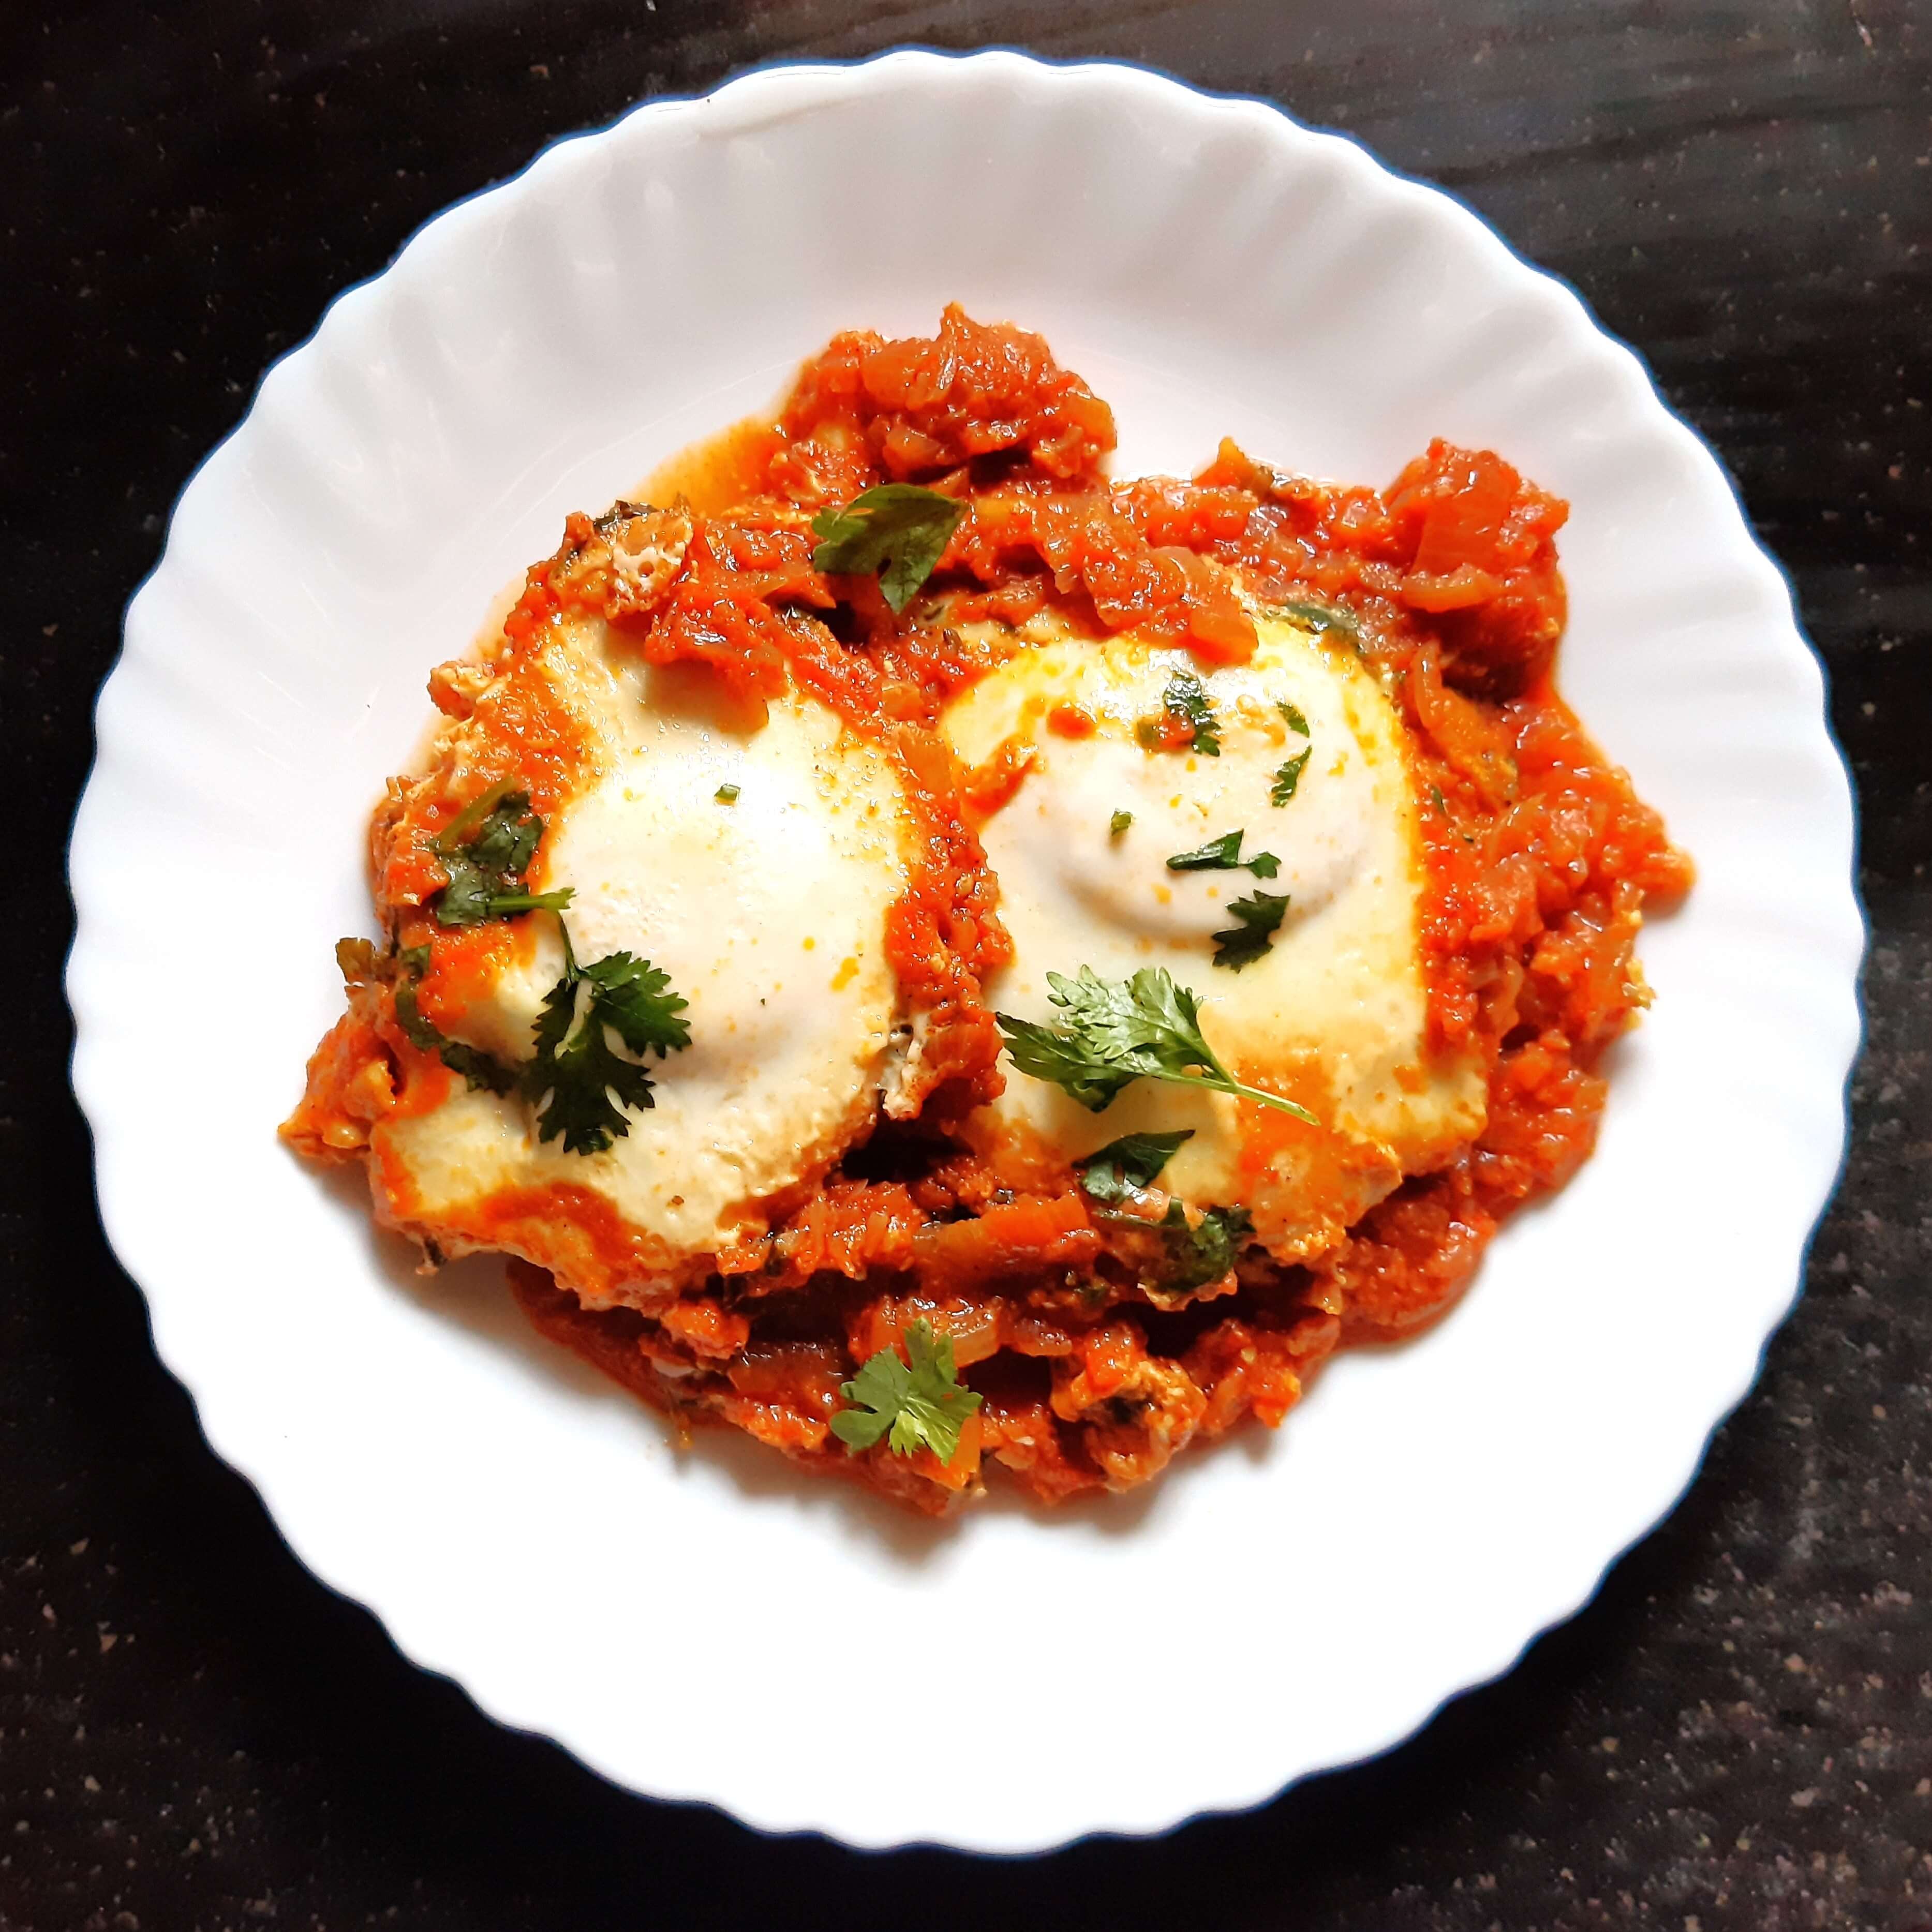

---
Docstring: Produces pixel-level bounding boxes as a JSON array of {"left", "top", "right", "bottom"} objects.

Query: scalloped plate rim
[{"left": 66, "top": 49, "right": 1863, "bottom": 1853}]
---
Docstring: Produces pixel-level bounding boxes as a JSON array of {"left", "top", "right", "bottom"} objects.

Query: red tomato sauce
[{"left": 284, "top": 307, "right": 1690, "bottom": 1513}]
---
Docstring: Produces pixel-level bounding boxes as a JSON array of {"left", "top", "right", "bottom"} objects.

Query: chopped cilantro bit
[
  {"left": 1269, "top": 598, "right": 1361, "bottom": 646},
  {"left": 1270, "top": 748, "right": 1311, "bottom": 807},
  {"left": 1109, "top": 809, "right": 1133, "bottom": 837},
  {"left": 1211, "top": 890, "right": 1289, "bottom": 972},
  {"left": 392, "top": 946, "right": 519, "bottom": 1096},
  {"left": 1078, "top": 1130, "right": 1194, "bottom": 1203},
  {"left": 435, "top": 777, "right": 517, "bottom": 848},
  {"left": 1166, "top": 830, "right": 1241, "bottom": 871},
  {"left": 1271, "top": 703, "right": 1312, "bottom": 804},
  {"left": 526, "top": 948, "right": 692, "bottom": 1156},
  {"left": 716, "top": 783, "right": 740, "bottom": 803},
  {"left": 1156, "top": 1201, "right": 1255, "bottom": 1294},
  {"left": 1166, "top": 830, "right": 1280, "bottom": 878},
  {"left": 997, "top": 964, "right": 1315, "bottom": 1121},
  {"left": 1429, "top": 783, "right": 1448, "bottom": 815},
  {"left": 1090, "top": 1192, "right": 1255, "bottom": 1296},
  {"left": 829, "top": 1318, "right": 983, "bottom": 1465},
  {"left": 434, "top": 786, "right": 574, "bottom": 929},
  {"left": 809, "top": 483, "right": 964, "bottom": 615},
  {"left": 1161, "top": 668, "right": 1220, "bottom": 755}
]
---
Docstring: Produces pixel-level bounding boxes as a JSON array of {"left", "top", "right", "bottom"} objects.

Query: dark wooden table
[{"left": 5, "top": 4, "right": 1928, "bottom": 1926}]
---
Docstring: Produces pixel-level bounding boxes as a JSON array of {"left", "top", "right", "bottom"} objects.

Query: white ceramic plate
[{"left": 67, "top": 51, "right": 1862, "bottom": 1852}]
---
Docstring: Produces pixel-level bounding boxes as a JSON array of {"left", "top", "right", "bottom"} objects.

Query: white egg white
[
  {"left": 942, "top": 610, "right": 1488, "bottom": 1262},
  {"left": 375, "top": 613, "right": 908, "bottom": 1302}
]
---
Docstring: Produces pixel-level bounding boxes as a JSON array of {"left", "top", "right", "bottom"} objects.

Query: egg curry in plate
[{"left": 285, "top": 307, "right": 1690, "bottom": 1512}]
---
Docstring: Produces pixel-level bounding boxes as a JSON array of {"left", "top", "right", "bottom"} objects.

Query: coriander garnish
[
  {"left": 1271, "top": 701, "right": 1313, "bottom": 806},
  {"left": 809, "top": 483, "right": 964, "bottom": 614},
  {"left": 1270, "top": 749, "right": 1311, "bottom": 806},
  {"left": 1159, "top": 668, "right": 1220, "bottom": 756},
  {"left": 1166, "top": 830, "right": 1280, "bottom": 879},
  {"left": 526, "top": 927, "right": 692, "bottom": 1156},
  {"left": 1269, "top": 598, "right": 1361, "bottom": 647},
  {"left": 997, "top": 965, "right": 1315, "bottom": 1121},
  {"left": 1210, "top": 890, "right": 1289, "bottom": 971},
  {"left": 829, "top": 1319, "right": 983, "bottom": 1465},
  {"left": 433, "top": 783, "right": 574, "bottom": 929},
  {"left": 392, "top": 947, "right": 519, "bottom": 1096},
  {"left": 1077, "top": 1130, "right": 1194, "bottom": 1203},
  {"left": 1153, "top": 1201, "right": 1255, "bottom": 1295}
]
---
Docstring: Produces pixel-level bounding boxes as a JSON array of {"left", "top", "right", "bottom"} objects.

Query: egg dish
[{"left": 284, "top": 307, "right": 1691, "bottom": 1512}]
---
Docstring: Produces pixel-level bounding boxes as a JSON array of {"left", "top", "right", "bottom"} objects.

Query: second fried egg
[{"left": 943, "top": 608, "right": 1488, "bottom": 1263}]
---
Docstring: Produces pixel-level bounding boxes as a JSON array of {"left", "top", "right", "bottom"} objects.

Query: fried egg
[
  {"left": 370, "top": 612, "right": 908, "bottom": 1305},
  {"left": 942, "top": 608, "right": 1488, "bottom": 1262}
]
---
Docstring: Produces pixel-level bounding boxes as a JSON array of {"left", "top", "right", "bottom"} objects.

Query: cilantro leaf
[
  {"left": 996, "top": 1009, "right": 1137, "bottom": 1113},
  {"left": 1156, "top": 1200, "right": 1255, "bottom": 1295},
  {"left": 1161, "top": 668, "right": 1220, "bottom": 755},
  {"left": 1090, "top": 1192, "right": 1255, "bottom": 1296},
  {"left": 433, "top": 1035, "right": 524, "bottom": 1097},
  {"left": 1270, "top": 748, "right": 1312, "bottom": 807},
  {"left": 435, "top": 786, "right": 574, "bottom": 929},
  {"left": 441, "top": 877, "right": 575, "bottom": 925},
  {"left": 1211, "top": 890, "right": 1290, "bottom": 972},
  {"left": 1166, "top": 830, "right": 1281, "bottom": 878},
  {"left": 526, "top": 949, "right": 692, "bottom": 1156},
  {"left": 526, "top": 997, "right": 656, "bottom": 1155},
  {"left": 997, "top": 964, "right": 1315, "bottom": 1121},
  {"left": 829, "top": 1318, "right": 983, "bottom": 1465},
  {"left": 1077, "top": 1130, "right": 1194, "bottom": 1203},
  {"left": 391, "top": 947, "right": 519, "bottom": 1096},
  {"left": 810, "top": 483, "right": 965, "bottom": 614},
  {"left": 1165, "top": 830, "right": 1242, "bottom": 871},
  {"left": 1109, "top": 809, "right": 1133, "bottom": 837},
  {"left": 1269, "top": 701, "right": 1313, "bottom": 807},
  {"left": 1268, "top": 598, "right": 1361, "bottom": 647},
  {"left": 579, "top": 952, "right": 694, "bottom": 1060}
]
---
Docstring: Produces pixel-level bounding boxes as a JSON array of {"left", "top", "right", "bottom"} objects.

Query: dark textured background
[{"left": 3, "top": 3, "right": 1928, "bottom": 1927}]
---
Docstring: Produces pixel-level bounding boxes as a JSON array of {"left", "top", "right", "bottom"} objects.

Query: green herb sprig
[
  {"left": 1159, "top": 668, "right": 1220, "bottom": 756},
  {"left": 829, "top": 1319, "right": 983, "bottom": 1465},
  {"left": 526, "top": 924, "right": 692, "bottom": 1155},
  {"left": 392, "top": 947, "right": 520, "bottom": 1096},
  {"left": 1166, "top": 830, "right": 1280, "bottom": 879},
  {"left": 1268, "top": 598, "right": 1361, "bottom": 647},
  {"left": 810, "top": 483, "right": 964, "bottom": 614},
  {"left": 1211, "top": 891, "right": 1290, "bottom": 972},
  {"left": 997, "top": 965, "right": 1315, "bottom": 1122},
  {"left": 1076, "top": 1130, "right": 1194, "bottom": 1203},
  {"left": 434, "top": 781, "right": 574, "bottom": 929},
  {"left": 1271, "top": 701, "right": 1312, "bottom": 807},
  {"left": 1153, "top": 1201, "right": 1255, "bottom": 1295},
  {"left": 1076, "top": 1131, "right": 1253, "bottom": 1297}
]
